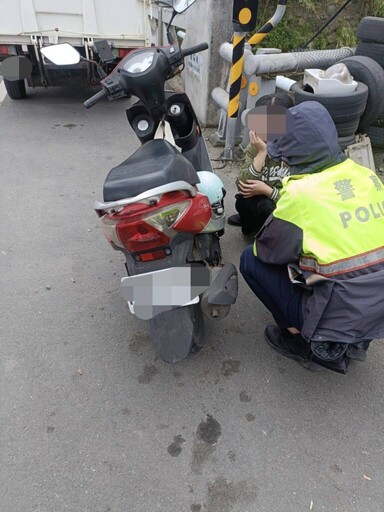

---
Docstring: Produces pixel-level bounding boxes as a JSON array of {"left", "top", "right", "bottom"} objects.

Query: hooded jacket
[{"left": 254, "top": 101, "right": 384, "bottom": 343}]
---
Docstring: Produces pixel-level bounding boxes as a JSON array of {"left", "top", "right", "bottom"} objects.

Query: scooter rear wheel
[
  {"left": 148, "top": 301, "right": 205, "bottom": 363},
  {"left": 189, "top": 302, "right": 205, "bottom": 354}
]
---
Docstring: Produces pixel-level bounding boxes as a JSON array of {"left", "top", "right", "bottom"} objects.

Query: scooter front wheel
[{"left": 148, "top": 302, "right": 205, "bottom": 363}]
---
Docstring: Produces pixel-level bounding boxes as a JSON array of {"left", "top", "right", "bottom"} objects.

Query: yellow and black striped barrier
[
  {"left": 228, "top": 1, "right": 259, "bottom": 119},
  {"left": 247, "top": 21, "right": 275, "bottom": 46},
  {"left": 223, "top": 1, "right": 288, "bottom": 158},
  {"left": 224, "top": 1, "right": 259, "bottom": 158},
  {"left": 228, "top": 33, "right": 246, "bottom": 118},
  {"left": 248, "top": 0, "right": 288, "bottom": 45}
]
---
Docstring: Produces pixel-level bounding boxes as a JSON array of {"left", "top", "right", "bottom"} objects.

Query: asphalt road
[{"left": 1, "top": 85, "right": 383, "bottom": 512}]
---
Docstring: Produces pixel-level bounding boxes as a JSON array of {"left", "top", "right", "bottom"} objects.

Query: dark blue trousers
[{"left": 240, "top": 245, "right": 306, "bottom": 330}]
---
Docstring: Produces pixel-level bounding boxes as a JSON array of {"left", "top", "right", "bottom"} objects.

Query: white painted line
[{"left": 0, "top": 80, "right": 7, "bottom": 105}]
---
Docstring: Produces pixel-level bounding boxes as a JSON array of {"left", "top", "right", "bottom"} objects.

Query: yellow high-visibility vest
[{"left": 254, "top": 159, "right": 384, "bottom": 277}]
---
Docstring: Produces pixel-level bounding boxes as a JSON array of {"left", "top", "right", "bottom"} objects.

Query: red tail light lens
[
  {"left": 116, "top": 221, "right": 170, "bottom": 252},
  {"left": 0, "top": 45, "right": 17, "bottom": 55}
]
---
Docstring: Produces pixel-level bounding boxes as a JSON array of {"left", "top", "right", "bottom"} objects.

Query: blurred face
[{"left": 246, "top": 105, "right": 287, "bottom": 142}]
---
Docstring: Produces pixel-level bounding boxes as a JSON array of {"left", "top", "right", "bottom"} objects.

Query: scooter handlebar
[
  {"left": 83, "top": 89, "right": 108, "bottom": 109},
  {"left": 181, "top": 42, "right": 209, "bottom": 58}
]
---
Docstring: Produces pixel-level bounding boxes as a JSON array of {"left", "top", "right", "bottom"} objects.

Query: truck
[{"left": 0, "top": 0, "right": 165, "bottom": 99}]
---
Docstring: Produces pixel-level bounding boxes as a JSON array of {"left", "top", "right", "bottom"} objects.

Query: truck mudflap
[{"left": 0, "top": 55, "right": 32, "bottom": 81}]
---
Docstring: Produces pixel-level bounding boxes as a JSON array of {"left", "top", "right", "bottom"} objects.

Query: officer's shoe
[
  {"left": 310, "top": 341, "right": 350, "bottom": 375},
  {"left": 264, "top": 325, "right": 324, "bottom": 372},
  {"left": 346, "top": 341, "right": 371, "bottom": 362}
]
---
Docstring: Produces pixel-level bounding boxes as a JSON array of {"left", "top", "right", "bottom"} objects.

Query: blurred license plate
[{"left": 120, "top": 266, "right": 210, "bottom": 319}]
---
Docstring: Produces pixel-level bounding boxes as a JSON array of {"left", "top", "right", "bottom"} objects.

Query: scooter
[{"left": 41, "top": 0, "right": 238, "bottom": 363}]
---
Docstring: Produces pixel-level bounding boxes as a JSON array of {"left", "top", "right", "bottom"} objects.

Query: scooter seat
[{"left": 103, "top": 139, "right": 200, "bottom": 202}]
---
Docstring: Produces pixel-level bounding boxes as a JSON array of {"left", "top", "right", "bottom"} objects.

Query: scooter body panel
[{"left": 126, "top": 92, "right": 213, "bottom": 173}]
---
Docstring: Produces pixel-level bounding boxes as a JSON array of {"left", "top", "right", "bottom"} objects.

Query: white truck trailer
[{"left": 0, "top": 0, "right": 158, "bottom": 98}]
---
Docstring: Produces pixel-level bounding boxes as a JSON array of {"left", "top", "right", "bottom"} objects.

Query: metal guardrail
[{"left": 211, "top": 1, "right": 356, "bottom": 159}]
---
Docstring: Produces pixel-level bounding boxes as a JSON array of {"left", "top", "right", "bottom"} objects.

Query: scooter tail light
[
  {"left": 98, "top": 196, "right": 208, "bottom": 260},
  {"left": 115, "top": 202, "right": 191, "bottom": 254},
  {"left": 144, "top": 201, "right": 190, "bottom": 232},
  {"left": 116, "top": 221, "right": 171, "bottom": 253},
  {"left": 100, "top": 218, "right": 124, "bottom": 249}
]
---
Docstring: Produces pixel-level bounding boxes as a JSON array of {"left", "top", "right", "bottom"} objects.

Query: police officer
[{"left": 240, "top": 101, "right": 384, "bottom": 374}]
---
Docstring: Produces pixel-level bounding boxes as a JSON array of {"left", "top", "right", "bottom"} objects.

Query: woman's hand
[
  {"left": 249, "top": 131, "right": 267, "bottom": 153},
  {"left": 238, "top": 180, "right": 272, "bottom": 198}
]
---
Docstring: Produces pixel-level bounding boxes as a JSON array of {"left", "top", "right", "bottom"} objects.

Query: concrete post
[{"left": 181, "top": 0, "right": 233, "bottom": 126}]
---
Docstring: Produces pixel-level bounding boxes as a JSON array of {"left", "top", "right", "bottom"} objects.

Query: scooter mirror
[
  {"left": 173, "top": 0, "right": 197, "bottom": 14},
  {"left": 41, "top": 43, "right": 81, "bottom": 65}
]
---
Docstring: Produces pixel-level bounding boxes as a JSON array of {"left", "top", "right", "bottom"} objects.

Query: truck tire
[
  {"left": 293, "top": 81, "right": 368, "bottom": 138},
  {"left": 339, "top": 56, "right": 384, "bottom": 131},
  {"left": 355, "top": 42, "right": 384, "bottom": 69},
  {"left": 338, "top": 134, "right": 356, "bottom": 149},
  {"left": 3, "top": 79, "right": 27, "bottom": 99},
  {"left": 367, "top": 125, "right": 384, "bottom": 149},
  {"left": 372, "top": 113, "right": 384, "bottom": 128},
  {"left": 357, "top": 16, "right": 384, "bottom": 44}
]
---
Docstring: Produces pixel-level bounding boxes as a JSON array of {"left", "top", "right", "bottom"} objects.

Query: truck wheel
[
  {"left": 357, "top": 17, "right": 384, "bottom": 44},
  {"left": 339, "top": 56, "right": 384, "bottom": 132},
  {"left": 355, "top": 42, "right": 384, "bottom": 69},
  {"left": 293, "top": 81, "right": 368, "bottom": 138},
  {"left": 3, "top": 79, "right": 27, "bottom": 99}
]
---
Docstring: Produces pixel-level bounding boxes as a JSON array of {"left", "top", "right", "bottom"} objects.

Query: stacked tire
[
  {"left": 292, "top": 81, "right": 369, "bottom": 149},
  {"left": 338, "top": 56, "right": 384, "bottom": 132},
  {"left": 292, "top": 53, "right": 384, "bottom": 149},
  {"left": 356, "top": 16, "right": 384, "bottom": 67},
  {"left": 354, "top": 16, "right": 384, "bottom": 148}
]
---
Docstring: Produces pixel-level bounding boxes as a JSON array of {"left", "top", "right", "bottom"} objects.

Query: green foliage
[
  {"left": 360, "top": 0, "right": 384, "bottom": 17},
  {"left": 257, "top": 17, "right": 311, "bottom": 52},
  {"left": 252, "top": 0, "right": 384, "bottom": 52},
  {"left": 334, "top": 21, "right": 357, "bottom": 48},
  {"left": 297, "top": 0, "right": 319, "bottom": 13}
]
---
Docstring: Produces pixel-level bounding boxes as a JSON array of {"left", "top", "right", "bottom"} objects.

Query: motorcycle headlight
[{"left": 123, "top": 51, "right": 155, "bottom": 74}]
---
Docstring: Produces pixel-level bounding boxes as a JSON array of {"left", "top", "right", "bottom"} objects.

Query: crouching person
[{"left": 240, "top": 101, "right": 384, "bottom": 374}]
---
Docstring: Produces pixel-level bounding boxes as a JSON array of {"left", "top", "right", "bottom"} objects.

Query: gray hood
[{"left": 267, "top": 101, "right": 347, "bottom": 175}]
